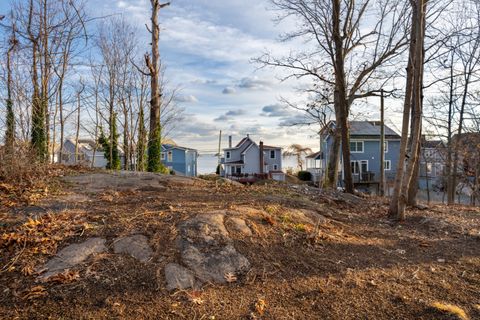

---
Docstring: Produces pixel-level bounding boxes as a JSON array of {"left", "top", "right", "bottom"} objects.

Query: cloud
[
  {"left": 173, "top": 114, "right": 218, "bottom": 137},
  {"left": 222, "top": 87, "right": 236, "bottom": 94},
  {"left": 175, "top": 94, "right": 199, "bottom": 103},
  {"left": 214, "top": 109, "right": 246, "bottom": 122},
  {"left": 278, "top": 113, "right": 310, "bottom": 127},
  {"left": 261, "top": 104, "right": 290, "bottom": 117},
  {"left": 225, "top": 109, "right": 246, "bottom": 116},
  {"left": 192, "top": 79, "right": 217, "bottom": 85},
  {"left": 237, "top": 77, "right": 272, "bottom": 90}
]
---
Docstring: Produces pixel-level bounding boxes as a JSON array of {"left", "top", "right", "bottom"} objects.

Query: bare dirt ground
[{"left": 1, "top": 170, "right": 479, "bottom": 319}]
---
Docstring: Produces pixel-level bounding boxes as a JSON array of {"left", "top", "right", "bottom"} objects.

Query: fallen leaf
[
  {"left": 224, "top": 272, "right": 237, "bottom": 283},
  {"left": 255, "top": 298, "right": 267, "bottom": 316},
  {"left": 22, "top": 285, "right": 47, "bottom": 300}
]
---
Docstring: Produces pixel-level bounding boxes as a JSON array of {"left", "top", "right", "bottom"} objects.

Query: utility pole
[
  {"left": 380, "top": 89, "right": 385, "bottom": 196},
  {"left": 217, "top": 130, "right": 222, "bottom": 168}
]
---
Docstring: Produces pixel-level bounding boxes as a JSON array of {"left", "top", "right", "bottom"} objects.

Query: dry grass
[
  {"left": 1, "top": 171, "right": 479, "bottom": 319},
  {"left": 431, "top": 302, "right": 469, "bottom": 320}
]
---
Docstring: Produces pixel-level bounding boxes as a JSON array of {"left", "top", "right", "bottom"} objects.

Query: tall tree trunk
[
  {"left": 380, "top": 90, "right": 385, "bottom": 196},
  {"left": 5, "top": 29, "right": 16, "bottom": 154},
  {"left": 74, "top": 89, "right": 81, "bottom": 164},
  {"left": 446, "top": 50, "right": 455, "bottom": 204},
  {"left": 391, "top": 0, "right": 427, "bottom": 220},
  {"left": 146, "top": 1, "right": 169, "bottom": 172},
  {"left": 332, "top": 0, "right": 353, "bottom": 194},
  {"left": 389, "top": 2, "right": 419, "bottom": 219},
  {"left": 29, "top": 0, "right": 47, "bottom": 160},
  {"left": 326, "top": 129, "right": 341, "bottom": 188}
]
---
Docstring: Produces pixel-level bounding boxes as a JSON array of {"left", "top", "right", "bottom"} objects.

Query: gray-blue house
[
  {"left": 161, "top": 144, "right": 198, "bottom": 177},
  {"left": 311, "top": 121, "right": 401, "bottom": 187}
]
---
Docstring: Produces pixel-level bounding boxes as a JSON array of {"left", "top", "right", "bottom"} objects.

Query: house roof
[
  {"left": 320, "top": 120, "right": 401, "bottom": 139},
  {"left": 162, "top": 144, "right": 197, "bottom": 152},
  {"left": 422, "top": 140, "right": 445, "bottom": 149},
  {"left": 306, "top": 151, "right": 323, "bottom": 159},
  {"left": 224, "top": 136, "right": 282, "bottom": 152},
  {"left": 349, "top": 121, "right": 400, "bottom": 138},
  {"left": 225, "top": 160, "right": 244, "bottom": 165},
  {"left": 262, "top": 145, "right": 282, "bottom": 149}
]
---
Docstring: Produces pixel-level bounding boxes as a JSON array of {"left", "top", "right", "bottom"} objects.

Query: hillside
[{"left": 1, "top": 170, "right": 479, "bottom": 319}]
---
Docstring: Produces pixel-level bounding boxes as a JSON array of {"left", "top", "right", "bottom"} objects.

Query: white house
[{"left": 221, "top": 135, "right": 285, "bottom": 181}]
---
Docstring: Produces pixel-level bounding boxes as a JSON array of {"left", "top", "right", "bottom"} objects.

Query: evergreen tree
[{"left": 98, "top": 113, "right": 121, "bottom": 170}]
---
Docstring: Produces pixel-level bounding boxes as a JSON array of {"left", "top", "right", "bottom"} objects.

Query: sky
[{"left": 0, "top": 0, "right": 404, "bottom": 154}]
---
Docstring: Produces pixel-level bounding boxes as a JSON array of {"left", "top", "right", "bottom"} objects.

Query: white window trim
[
  {"left": 384, "top": 141, "right": 389, "bottom": 153},
  {"left": 270, "top": 150, "right": 276, "bottom": 159},
  {"left": 167, "top": 151, "right": 173, "bottom": 162},
  {"left": 351, "top": 160, "right": 360, "bottom": 175},
  {"left": 161, "top": 153, "right": 165, "bottom": 160},
  {"left": 226, "top": 151, "right": 231, "bottom": 159},
  {"left": 360, "top": 160, "right": 369, "bottom": 172},
  {"left": 384, "top": 160, "right": 391, "bottom": 171},
  {"left": 350, "top": 140, "right": 364, "bottom": 153}
]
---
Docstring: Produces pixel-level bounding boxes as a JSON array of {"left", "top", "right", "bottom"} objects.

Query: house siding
[
  {"left": 243, "top": 144, "right": 260, "bottom": 174},
  {"left": 264, "top": 148, "right": 282, "bottom": 171},
  {"left": 321, "top": 136, "right": 400, "bottom": 182}
]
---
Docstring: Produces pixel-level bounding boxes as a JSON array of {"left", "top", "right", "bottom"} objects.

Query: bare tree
[
  {"left": 389, "top": 0, "right": 428, "bottom": 220},
  {"left": 145, "top": 0, "right": 170, "bottom": 172},
  {"left": 257, "top": 0, "right": 409, "bottom": 193}
]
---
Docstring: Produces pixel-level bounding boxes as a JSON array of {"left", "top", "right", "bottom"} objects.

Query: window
[
  {"left": 226, "top": 151, "right": 231, "bottom": 159},
  {"left": 351, "top": 161, "right": 360, "bottom": 174},
  {"left": 167, "top": 151, "right": 173, "bottom": 162},
  {"left": 360, "top": 160, "right": 368, "bottom": 173},
  {"left": 161, "top": 153, "right": 165, "bottom": 160},
  {"left": 384, "top": 141, "right": 388, "bottom": 153},
  {"left": 270, "top": 150, "right": 275, "bottom": 159},
  {"left": 350, "top": 141, "right": 364, "bottom": 153},
  {"left": 351, "top": 160, "right": 368, "bottom": 174},
  {"left": 273, "top": 164, "right": 278, "bottom": 170},
  {"left": 384, "top": 160, "right": 391, "bottom": 171}
]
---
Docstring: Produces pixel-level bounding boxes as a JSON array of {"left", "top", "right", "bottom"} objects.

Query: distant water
[
  {"left": 197, "top": 153, "right": 302, "bottom": 175},
  {"left": 198, "top": 154, "right": 221, "bottom": 174}
]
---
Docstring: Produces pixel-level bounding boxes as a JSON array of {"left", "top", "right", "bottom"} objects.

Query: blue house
[
  {"left": 161, "top": 144, "right": 198, "bottom": 177},
  {"left": 311, "top": 121, "right": 401, "bottom": 187}
]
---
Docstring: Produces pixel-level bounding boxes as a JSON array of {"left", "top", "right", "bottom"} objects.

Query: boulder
[
  {"left": 164, "top": 263, "right": 196, "bottom": 290},
  {"left": 113, "top": 234, "right": 153, "bottom": 262},
  {"left": 40, "top": 237, "right": 106, "bottom": 279},
  {"left": 177, "top": 213, "right": 250, "bottom": 284}
]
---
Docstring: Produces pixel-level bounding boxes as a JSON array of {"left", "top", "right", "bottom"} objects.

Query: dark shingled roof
[
  {"left": 422, "top": 140, "right": 445, "bottom": 149},
  {"left": 349, "top": 121, "right": 400, "bottom": 138}
]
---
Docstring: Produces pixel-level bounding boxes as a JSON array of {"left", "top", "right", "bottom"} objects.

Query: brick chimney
[
  {"left": 228, "top": 135, "right": 232, "bottom": 148},
  {"left": 259, "top": 141, "right": 264, "bottom": 174}
]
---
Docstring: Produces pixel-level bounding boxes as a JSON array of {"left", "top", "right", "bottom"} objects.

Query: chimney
[
  {"left": 229, "top": 135, "right": 232, "bottom": 148},
  {"left": 259, "top": 141, "right": 264, "bottom": 174}
]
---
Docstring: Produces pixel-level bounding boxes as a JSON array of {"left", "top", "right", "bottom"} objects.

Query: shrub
[{"left": 297, "top": 170, "right": 312, "bottom": 181}]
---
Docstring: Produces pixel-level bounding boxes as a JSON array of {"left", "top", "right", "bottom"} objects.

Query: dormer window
[{"left": 226, "top": 151, "right": 231, "bottom": 159}]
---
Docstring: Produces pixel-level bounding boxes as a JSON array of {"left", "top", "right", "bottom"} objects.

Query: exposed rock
[
  {"left": 287, "top": 209, "right": 329, "bottom": 226},
  {"left": 217, "top": 178, "right": 244, "bottom": 187},
  {"left": 177, "top": 213, "right": 250, "bottom": 284},
  {"left": 40, "top": 237, "right": 106, "bottom": 279},
  {"left": 113, "top": 234, "right": 153, "bottom": 262},
  {"left": 164, "top": 263, "right": 196, "bottom": 290},
  {"left": 226, "top": 217, "right": 252, "bottom": 236},
  {"left": 136, "top": 185, "right": 168, "bottom": 192}
]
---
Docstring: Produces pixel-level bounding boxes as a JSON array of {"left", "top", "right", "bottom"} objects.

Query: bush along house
[
  {"left": 220, "top": 135, "right": 285, "bottom": 182},
  {"left": 317, "top": 120, "right": 401, "bottom": 191}
]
